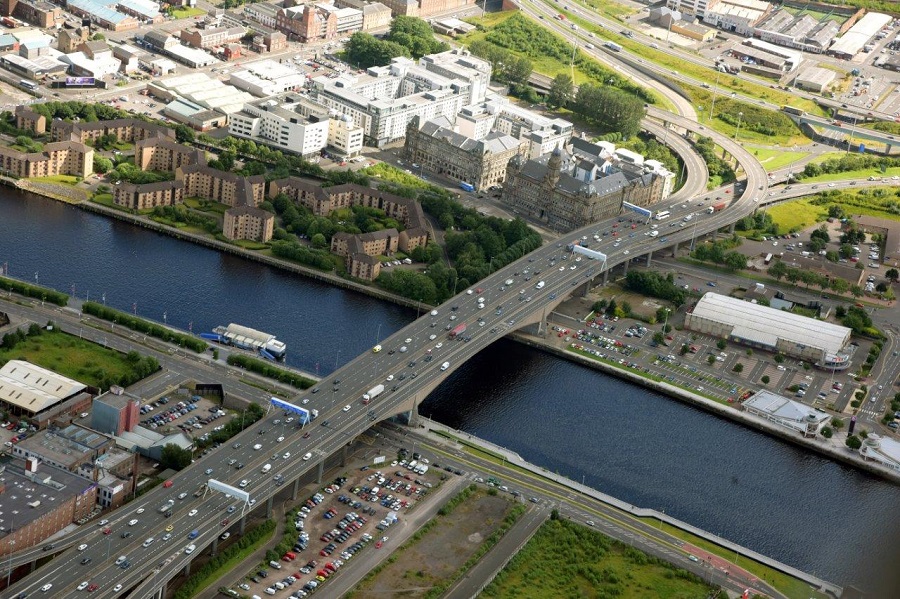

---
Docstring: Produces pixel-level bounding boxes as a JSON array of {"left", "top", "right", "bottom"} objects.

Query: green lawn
[
  {"left": 763, "top": 198, "right": 827, "bottom": 233},
  {"left": 30, "top": 174, "right": 80, "bottom": 185},
  {"left": 750, "top": 148, "right": 809, "bottom": 172},
  {"left": 170, "top": 6, "right": 205, "bottom": 19},
  {"left": 481, "top": 518, "right": 717, "bottom": 599},
  {"left": 807, "top": 151, "right": 847, "bottom": 165},
  {"left": 231, "top": 239, "right": 269, "bottom": 250},
  {"left": 185, "top": 197, "right": 230, "bottom": 215},
  {"left": 0, "top": 328, "right": 141, "bottom": 388}
]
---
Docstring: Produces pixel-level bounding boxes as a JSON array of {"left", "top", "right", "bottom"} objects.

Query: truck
[
  {"left": 459, "top": 181, "right": 475, "bottom": 192},
  {"left": 158, "top": 499, "right": 175, "bottom": 514},
  {"left": 605, "top": 41, "right": 622, "bottom": 52},
  {"left": 707, "top": 201, "right": 727, "bottom": 214},
  {"left": 363, "top": 384, "right": 384, "bottom": 405},
  {"left": 310, "top": 409, "right": 319, "bottom": 420},
  {"left": 449, "top": 323, "right": 467, "bottom": 339}
]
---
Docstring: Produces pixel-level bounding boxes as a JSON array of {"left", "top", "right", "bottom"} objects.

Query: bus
[
  {"left": 782, "top": 106, "right": 804, "bottom": 116},
  {"left": 18, "top": 79, "right": 37, "bottom": 91},
  {"left": 654, "top": 210, "right": 671, "bottom": 221},
  {"left": 764, "top": 253, "right": 773, "bottom": 265}
]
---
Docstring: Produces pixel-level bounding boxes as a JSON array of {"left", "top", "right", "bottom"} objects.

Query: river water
[{"left": 2, "top": 190, "right": 898, "bottom": 594}]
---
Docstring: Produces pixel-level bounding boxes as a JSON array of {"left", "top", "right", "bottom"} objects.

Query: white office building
[
  {"left": 229, "top": 59, "right": 307, "bottom": 97},
  {"left": 229, "top": 92, "right": 364, "bottom": 157}
]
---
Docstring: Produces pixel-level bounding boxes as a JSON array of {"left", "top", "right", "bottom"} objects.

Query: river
[{"left": 2, "top": 190, "right": 898, "bottom": 594}]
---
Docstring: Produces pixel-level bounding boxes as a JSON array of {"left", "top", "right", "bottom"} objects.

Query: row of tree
[
  {"left": 226, "top": 353, "right": 317, "bottom": 389},
  {"left": 0, "top": 275, "right": 68, "bottom": 305},
  {"left": 623, "top": 271, "right": 687, "bottom": 307},
  {"left": 151, "top": 205, "right": 219, "bottom": 235},
  {"left": 691, "top": 241, "right": 747, "bottom": 270},
  {"left": 798, "top": 153, "right": 900, "bottom": 179},
  {"left": 692, "top": 136, "right": 735, "bottom": 182},
  {"left": 345, "top": 17, "right": 449, "bottom": 69},
  {"left": 82, "top": 301, "right": 207, "bottom": 352}
]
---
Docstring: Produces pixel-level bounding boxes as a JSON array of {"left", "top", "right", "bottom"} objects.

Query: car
[
  {"left": 97, "top": 519, "right": 109, "bottom": 527},
  {"left": 707, "top": 282, "right": 717, "bottom": 287},
  {"left": 688, "top": 555, "right": 700, "bottom": 563},
  {"left": 78, "top": 543, "right": 88, "bottom": 551},
  {"left": 136, "top": 508, "right": 145, "bottom": 514},
  {"left": 188, "top": 509, "right": 198, "bottom": 517},
  {"left": 205, "top": 468, "right": 213, "bottom": 475},
  {"left": 78, "top": 582, "right": 89, "bottom": 591},
  {"left": 128, "top": 519, "right": 138, "bottom": 526},
  {"left": 586, "top": 521, "right": 595, "bottom": 527},
  {"left": 239, "top": 479, "right": 249, "bottom": 488},
  {"left": 81, "top": 557, "right": 92, "bottom": 565},
  {"left": 162, "top": 533, "right": 172, "bottom": 541},
  {"left": 283, "top": 452, "right": 291, "bottom": 459},
  {"left": 88, "top": 584, "right": 99, "bottom": 592},
  {"left": 41, "top": 584, "right": 53, "bottom": 592},
  {"left": 303, "top": 432, "right": 311, "bottom": 439},
  {"left": 221, "top": 532, "right": 231, "bottom": 540},
  {"left": 303, "top": 452, "right": 312, "bottom": 460},
  {"left": 178, "top": 492, "right": 188, "bottom": 500},
  {"left": 221, "top": 518, "right": 230, "bottom": 527},
  {"left": 102, "top": 528, "right": 111, "bottom": 535},
  {"left": 113, "top": 584, "right": 122, "bottom": 592}
]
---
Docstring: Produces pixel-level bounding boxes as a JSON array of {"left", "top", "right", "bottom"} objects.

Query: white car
[
  {"left": 97, "top": 519, "right": 109, "bottom": 527},
  {"left": 253, "top": 444, "right": 262, "bottom": 450},
  {"left": 128, "top": 519, "right": 138, "bottom": 526},
  {"left": 77, "top": 582, "right": 89, "bottom": 591},
  {"left": 283, "top": 452, "right": 291, "bottom": 459},
  {"left": 188, "top": 509, "right": 198, "bottom": 517},
  {"left": 386, "top": 374, "right": 394, "bottom": 381},
  {"left": 162, "top": 533, "right": 172, "bottom": 541},
  {"left": 136, "top": 508, "right": 145, "bottom": 514},
  {"left": 78, "top": 544, "right": 88, "bottom": 551},
  {"left": 435, "top": 343, "right": 443, "bottom": 349},
  {"left": 430, "top": 309, "right": 438, "bottom": 316},
  {"left": 405, "top": 338, "right": 412, "bottom": 343},
  {"left": 429, "top": 334, "right": 436, "bottom": 340},
  {"left": 113, "top": 584, "right": 123, "bottom": 592},
  {"left": 178, "top": 492, "right": 188, "bottom": 500},
  {"left": 205, "top": 468, "right": 213, "bottom": 475},
  {"left": 277, "top": 436, "right": 284, "bottom": 443},
  {"left": 343, "top": 405, "right": 351, "bottom": 412},
  {"left": 466, "top": 289, "right": 473, "bottom": 294},
  {"left": 239, "top": 479, "right": 249, "bottom": 488},
  {"left": 303, "top": 452, "right": 312, "bottom": 461},
  {"left": 41, "top": 584, "right": 52, "bottom": 592}
]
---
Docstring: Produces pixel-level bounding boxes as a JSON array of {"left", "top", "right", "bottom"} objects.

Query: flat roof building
[
  {"left": 13, "top": 424, "right": 113, "bottom": 475},
  {"left": 742, "top": 390, "right": 830, "bottom": 437},
  {"left": 829, "top": 12, "right": 892, "bottom": 59},
  {"left": 859, "top": 434, "right": 900, "bottom": 472},
  {"left": 685, "top": 292, "right": 852, "bottom": 365},
  {"left": 793, "top": 66, "right": 836, "bottom": 93},
  {"left": 228, "top": 59, "right": 307, "bottom": 97}
]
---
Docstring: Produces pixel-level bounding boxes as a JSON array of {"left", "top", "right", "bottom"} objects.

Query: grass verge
[
  {"left": 30, "top": 174, "right": 80, "bottom": 185},
  {"left": 749, "top": 148, "right": 809, "bottom": 172},
  {"left": 799, "top": 166, "right": 900, "bottom": 183}
]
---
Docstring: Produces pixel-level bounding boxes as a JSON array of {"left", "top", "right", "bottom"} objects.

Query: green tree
[
  {"left": 886, "top": 268, "right": 899, "bottom": 283},
  {"left": 839, "top": 243, "right": 855, "bottom": 259},
  {"left": 572, "top": 83, "right": 645, "bottom": 137},
  {"left": 160, "top": 443, "right": 192, "bottom": 470},
  {"left": 547, "top": 73, "right": 574, "bottom": 109},
  {"left": 174, "top": 124, "right": 195, "bottom": 144},
  {"left": 846, "top": 435, "right": 862, "bottom": 450},
  {"left": 821, "top": 426, "right": 833, "bottom": 439},
  {"left": 93, "top": 156, "right": 113, "bottom": 174},
  {"left": 652, "top": 331, "right": 665, "bottom": 345},
  {"left": 707, "top": 355, "right": 716, "bottom": 365},
  {"left": 850, "top": 284, "right": 863, "bottom": 298},
  {"left": 830, "top": 278, "right": 849, "bottom": 294},
  {"left": 733, "top": 363, "right": 744, "bottom": 373},
  {"left": 716, "top": 339, "right": 726, "bottom": 350},
  {"left": 724, "top": 251, "right": 747, "bottom": 271},
  {"left": 774, "top": 354, "right": 785, "bottom": 363},
  {"left": 831, "top": 417, "right": 844, "bottom": 431},
  {"left": 761, "top": 375, "right": 770, "bottom": 384},
  {"left": 768, "top": 260, "right": 788, "bottom": 281},
  {"left": 311, "top": 233, "right": 327, "bottom": 249}
]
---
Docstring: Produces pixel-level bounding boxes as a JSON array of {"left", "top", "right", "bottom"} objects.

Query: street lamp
[{"left": 734, "top": 111, "right": 744, "bottom": 142}]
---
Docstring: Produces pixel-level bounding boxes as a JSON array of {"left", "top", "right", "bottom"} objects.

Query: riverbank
[{"left": 11, "top": 182, "right": 900, "bottom": 485}]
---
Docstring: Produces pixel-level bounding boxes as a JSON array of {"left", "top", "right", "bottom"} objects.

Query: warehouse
[
  {"left": 684, "top": 293, "right": 851, "bottom": 364},
  {"left": 828, "top": 12, "right": 892, "bottom": 59},
  {"left": 792, "top": 66, "right": 836, "bottom": 93}
]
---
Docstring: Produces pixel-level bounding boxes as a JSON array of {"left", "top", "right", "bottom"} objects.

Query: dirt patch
[{"left": 354, "top": 490, "right": 512, "bottom": 598}]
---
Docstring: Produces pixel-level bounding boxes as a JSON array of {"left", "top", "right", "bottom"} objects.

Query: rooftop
[
  {"left": 743, "top": 390, "right": 829, "bottom": 433},
  {"left": 0, "top": 360, "right": 87, "bottom": 415},
  {"left": 690, "top": 293, "right": 851, "bottom": 355}
]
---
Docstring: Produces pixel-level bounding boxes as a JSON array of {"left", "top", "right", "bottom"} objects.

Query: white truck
[{"left": 363, "top": 384, "right": 384, "bottom": 405}]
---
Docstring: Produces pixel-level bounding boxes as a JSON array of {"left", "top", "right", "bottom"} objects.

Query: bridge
[{"left": 2, "top": 103, "right": 768, "bottom": 597}]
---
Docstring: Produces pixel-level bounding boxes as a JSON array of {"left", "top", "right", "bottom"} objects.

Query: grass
[
  {"left": 764, "top": 197, "right": 827, "bottom": 232},
  {"left": 0, "top": 328, "right": 142, "bottom": 388},
  {"left": 800, "top": 166, "right": 900, "bottom": 182},
  {"left": 231, "top": 239, "right": 269, "bottom": 250},
  {"left": 185, "top": 197, "right": 230, "bottom": 215},
  {"left": 170, "top": 6, "right": 205, "bottom": 19},
  {"left": 187, "top": 523, "right": 275, "bottom": 596},
  {"left": 807, "top": 151, "right": 847, "bottom": 165},
  {"left": 749, "top": 148, "right": 809, "bottom": 172},
  {"left": 636, "top": 520, "right": 829, "bottom": 599},
  {"left": 482, "top": 518, "right": 718, "bottom": 599},
  {"left": 29, "top": 174, "right": 80, "bottom": 185}
]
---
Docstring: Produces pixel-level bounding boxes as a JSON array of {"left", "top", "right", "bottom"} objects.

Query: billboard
[
  {"left": 269, "top": 397, "right": 310, "bottom": 424},
  {"left": 572, "top": 244, "right": 607, "bottom": 266},
  {"left": 207, "top": 479, "right": 250, "bottom": 504},
  {"left": 622, "top": 201, "right": 652, "bottom": 219},
  {"left": 66, "top": 76, "right": 95, "bottom": 87},
  {"left": 373, "top": 456, "right": 386, "bottom": 464}
]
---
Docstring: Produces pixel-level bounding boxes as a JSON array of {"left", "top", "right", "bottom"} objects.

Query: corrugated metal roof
[
  {"left": 0, "top": 360, "right": 87, "bottom": 414},
  {"left": 691, "top": 293, "right": 850, "bottom": 355}
]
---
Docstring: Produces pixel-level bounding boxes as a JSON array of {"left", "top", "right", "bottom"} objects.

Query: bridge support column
[
  {"left": 317, "top": 459, "right": 324, "bottom": 484},
  {"left": 292, "top": 477, "right": 301, "bottom": 501},
  {"left": 266, "top": 495, "right": 274, "bottom": 519},
  {"left": 622, "top": 260, "right": 629, "bottom": 276},
  {"left": 646, "top": 251, "right": 652, "bottom": 267},
  {"left": 602, "top": 270, "right": 609, "bottom": 286},
  {"left": 341, "top": 444, "right": 349, "bottom": 467},
  {"left": 211, "top": 537, "right": 218, "bottom": 557},
  {"left": 729, "top": 221, "right": 736, "bottom": 234},
  {"left": 239, "top": 515, "right": 246, "bottom": 535},
  {"left": 183, "top": 562, "right": 191, "bottom": 577},
  {"left": 152, "top": 587, "right": 165, "bottom": 599},
  {"left": 407, "top": 407, "right": 420, "bottom": 428}
]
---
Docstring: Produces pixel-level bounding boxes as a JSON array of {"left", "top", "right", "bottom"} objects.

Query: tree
[
  {"left": 311, "top": 233, "right": 327, "bottom": 249},
  {"left": 830, "top": 278, "right": 849, "bottom": 294},
  {"left": 761, "top": 375, "right": 770, "bottom": 384},
  {"left": 886, "top": 268, "right": 899, "bottom": 283},
  {"left": 768, "top": 261, "right": 788, "bottom": 281},
  {"left": 846, "top": 435, "right": 862, "bottom": 450},
  {"left": 707, "top": 355, "right": 716, "bottom": 365},
  {"left": 93, "top": 156, "right": 113, "bottom": 174},
  {"left": 160, "top": 443, "right": 192, "bottom": 470},
  {"left": 850, "top": 284, "right": 863, "bottom": 298},
  {"left": 716, "top": 339, "right": 726, "bottom": 350},
  {"left": 174, "top": 124, "right": 195, "bottom": 144},
  {"left": 831, "top": 417, "right": 845, "bottom": 431},
  {"left": 733, "top": 363, "right": 744, "bottom": 373},
  {"left": 774, "top": 354, "right": 785, "bottom": 363},
  {"left": 821, "top": 426, "right": 833, "bottom": 439},
  {"left": 345, "top": 32, "right": 411, "bottom": 69},
  {"left": 839, "top": 243, "right": 855, "bottom": 259},
  {"left": 653, "top": 332, "right": 665, "bottom": 345},
  {"left": 572, "top": 83, "right": 645, "bottom": 137},
  {"left": 724, "top": 251, "right": 747, "bottom": 271},
  {"left": 547, "top": 73, "right": 574, "bottom": 109}
]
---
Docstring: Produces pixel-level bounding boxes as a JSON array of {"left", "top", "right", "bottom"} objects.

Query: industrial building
[
  {"left": 684, "top": 293, "right": 852, "bottom": 365},
  {"left": 753, "top": 8, "right": 839, "bottom": 54},
  {"left": 228, "top": 59, "right": 306, "bottom": 97},
  {"left": 149, "top": 72, "right": 253, "bottom": 115},
  {"left": 742, "top": 390, "right": 830, "bottom": 437},
  {"left": 792, "top": 66, "right": 836, "bottom": 93},
  {"left": 90, "top": 387, "right": 141, "bottom": 436},
  {"left": 13, "top": 424, "right": 114, "bottom": 475},
  {"left": 0, "top": 360, "right": 92, "bottom": 424},
  {"left": 829, "top": 12, "right": 892, "bottom": 59}
]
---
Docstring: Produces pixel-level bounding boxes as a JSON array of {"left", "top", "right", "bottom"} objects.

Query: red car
[
  {"left": 88, "top": 584, "right": 99, "bottom": 592},
  {"left": 220, "top": 518, "right": 229, "bottom": 527},
  {"left": 375, "top": 540, "right": 384, "bottom": 548},
  {"left": 102, "top": 528, "right": 111, "bottom": 535},
  {"left": 302, "top": 432, "right": 311, "bottom": 439}
]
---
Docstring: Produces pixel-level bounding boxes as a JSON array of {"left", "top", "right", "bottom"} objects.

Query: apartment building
[
  {"left": 0, "top": 141, "right": 93, "bottom": 179},
  {"left": 135, "top": 138, "right": 204, "bottom": 172},
  {"left": 223, "top": 204, "right": 275, "bottom": 242},
  {"left": 177, "top": 163, "right": 265, "bottom": 207},
  {"left": 14, "top": 104, "right": 46, "bottom": 134},
  {"left": 181, "top": 25, "right": 246, "bottom": 49},
  {"left": 51, "top": 117, "right": 174, "bottom": 144},
  {"left": 113, "top": 180, "right": 185, "bottom": 210},
  {"left": 331, "top": 228, "right": 399, "bottom": 258}
]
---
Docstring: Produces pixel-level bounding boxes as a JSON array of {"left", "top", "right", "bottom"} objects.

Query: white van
[
  {"left": 115, "top": 556, "right": 127, "bottom": 566},
  {"left": 440, "top": 361, "right": 450, "bottom": 371},
  {"left": 261, "top": 463, "right": 271, "bottom": 473},
  {"left": 275, "top": 582, "right": 286, "bottom": 590},
  {"left": 650, "top": 230, "right": 659, "bottom": 237}
]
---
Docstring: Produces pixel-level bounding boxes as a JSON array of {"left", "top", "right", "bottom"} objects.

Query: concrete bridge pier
[
  {"left": 183, "top": 562, "right": 191, "bottom": 577},
  {"left": 645, "top": 251, "right": 653, "bottom": 267},
  {"left": 316, "top": 459, "right": 324, "bottom": 484},
  {"left": 30, "top": 561, "right": 36, "bottom": 573},
  {"left": 729, "top": 221, "right": 736, "bottom": 234},
  {"left": 210, "top": 537, "right": 218, "bottom": 557},
  {"left": 239, "top": 515, "right": 246, "bottom": 535},
  {"left": 622, "top": 260, "right": 629, "bottom": 276},
  {"left": 341, "top": 444, "right": 349, "bottom": 467},
  {"left": 292, "top": 477, "right": 301, "bottom": 501},
  {"left": 602, "top": 270, "right": 609, "bottom": 286},
  {"left": 266, "top": 495, "right": 274, "bottom": 519}
]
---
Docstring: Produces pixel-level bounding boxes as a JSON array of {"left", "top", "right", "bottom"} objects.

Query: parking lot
[
  {"left": 234, "top": 449, "right": 450, "bottom": 598},
  {"left": 137, "top": 393, "right": 227, "bottom": 444}
]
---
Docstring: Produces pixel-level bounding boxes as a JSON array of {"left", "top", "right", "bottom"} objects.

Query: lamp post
[
  {"left": 6, "top": 538, "right": 14, "bottom": 588},
  {"left": 734, "top": 111, "right": 744, "bottom": 142},
  {"left": 709, "top": 70, "right": 721, "bottom": 121}
]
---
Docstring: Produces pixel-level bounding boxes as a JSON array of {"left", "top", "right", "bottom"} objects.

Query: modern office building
[
  {"left": 228, "top": 59, "right": 306, "bottom": 97},
  {"left": 229, "top": 93, "right": 332, "bottom": 157},
  {"left": 742, "top": 390, "right": 829, "bottom": 437},
  {"left": 684, "top": 292, "right": 852, "bottom": 365}
]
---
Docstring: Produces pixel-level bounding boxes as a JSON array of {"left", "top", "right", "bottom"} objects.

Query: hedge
[
  {"left": 82, "top": 301, "right": 207, "bottom": 352},
  {"left": 226, "top": 354, "right": 315, "bottom": 389},
  {"left": 0, "top": 275, "right": 69, "bottom": 306}
]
